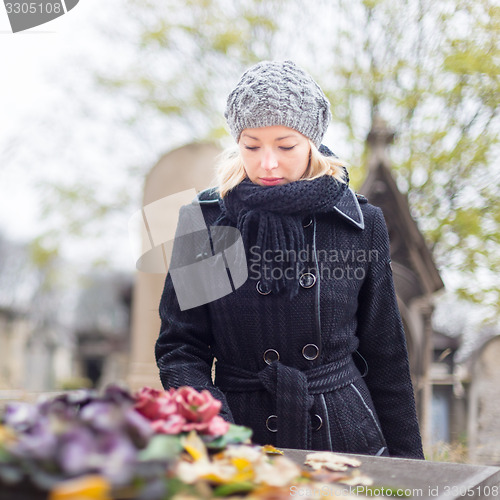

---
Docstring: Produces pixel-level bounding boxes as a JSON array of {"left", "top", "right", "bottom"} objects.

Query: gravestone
[
  {"left": 468, "top": 335, "right": 500, "bottom": 465},
  {"left": 284, "top": 449, "right": 500, "bottom": 500},
  {"left": 127, "top": 142, "right": 220, "bottom": 390}
]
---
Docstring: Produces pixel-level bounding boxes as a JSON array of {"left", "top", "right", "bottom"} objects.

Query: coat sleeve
[
  {"left": 355, "top": 206, "right": 424, "bottom": 459},
  {"left": 155, "top": 205, "right": 235, "bottom": 423}
]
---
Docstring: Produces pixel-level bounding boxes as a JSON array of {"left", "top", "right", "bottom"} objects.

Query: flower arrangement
[
  {"left": 0, "top": 385, "right": 251, "bottom": 497},
  {"left": 0, "top": 385, "right": 379, "bottom": 500}
]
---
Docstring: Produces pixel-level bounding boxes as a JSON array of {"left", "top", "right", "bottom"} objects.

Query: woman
[{"left": 156, "top": 60, "right": 424, "bottom": 459}]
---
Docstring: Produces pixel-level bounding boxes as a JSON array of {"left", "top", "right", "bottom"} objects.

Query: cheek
[
  {"left": 240, "top": 155, "right": 258, "bottom": 179},
  {"left": 239, "top": 150, "right": 253, "bottom": 168},
  {"left": 287, "top": 150, "right": 310, "bottom": 176}
]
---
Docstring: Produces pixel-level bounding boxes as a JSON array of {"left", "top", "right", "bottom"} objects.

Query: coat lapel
[{"left": 333, "top": 188, "right": 365, "bottom": 230}]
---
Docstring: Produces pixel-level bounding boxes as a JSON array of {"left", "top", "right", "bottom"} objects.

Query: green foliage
[
  {"left": 425, "top": 439, "right": 469, "bottom": 463},
  {"left": 99, "top": 0, "right": 285, "bottom": 141},
  {"left": 29, "top": 236, "right": 59, "bottom": 268},
  {"left": 204, "top": 424, "right": 253, "bottom": 449},
  {"left": 57, "top": 377, "right": 93, "bottom": 391},
  {"left": 213, "top": 481, "right": 255, "bottom": 496},
  {"left": 327, "top": 0, "right": 499, "bottom": 317},
  {"left": 138, "top": 434, "right": 184, "bottom": 461}
]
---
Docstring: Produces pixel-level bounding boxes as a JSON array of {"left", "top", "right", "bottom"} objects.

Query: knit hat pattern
[{"left": 225, "top": 60, "right": 331, "bottom": 148}]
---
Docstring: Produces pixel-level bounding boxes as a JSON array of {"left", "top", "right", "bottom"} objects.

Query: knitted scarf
[{"left": 215, "top": 173, "right": 348, "bottom": 297}]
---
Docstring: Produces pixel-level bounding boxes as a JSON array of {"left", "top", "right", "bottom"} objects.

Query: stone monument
[
  {"left": 127, "top": 142, "right": 220, "bottom": 390},
  {"left": 468, "top": 335, "right": 500, "bottom": 465}
]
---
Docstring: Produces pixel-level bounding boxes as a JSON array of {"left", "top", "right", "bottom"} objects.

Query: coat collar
[
  {"left": 197, "top": 163, "right": 364, "bottom": 230},
  {"left": 197, "top": 186, "right": 365, "bottom": 230},
  {"left": 317, "top": 144, "right": 364, "bottom": 230},
  {"left": 333, "top": 188, "right": 365, "bottom": 230}
]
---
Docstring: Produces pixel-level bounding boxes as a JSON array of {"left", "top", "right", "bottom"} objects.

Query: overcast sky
[
  {"left": 0, "top": 2, "right": 92, "bottom": 239},
  {"left": 0, "top": 0, "right": 146, "bottom": 270}
]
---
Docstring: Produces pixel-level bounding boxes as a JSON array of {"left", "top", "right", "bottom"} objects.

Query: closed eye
[
  {"left": 279, "top": 146, "right": 296, "bottom": 150},
  {"left": 244, "top": 146, "right": 259, "bottom": 150}
]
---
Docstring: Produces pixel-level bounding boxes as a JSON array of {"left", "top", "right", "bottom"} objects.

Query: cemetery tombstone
[
  {"left": 468, "top": 335, "right": 500, "bottom": 465},
  {"left": 127, "top": 142, "right": 220, "bottom": 390}
]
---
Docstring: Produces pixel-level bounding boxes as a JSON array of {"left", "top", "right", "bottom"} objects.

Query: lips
[{"left": 260, "top": 177, "right": 283, "bottom": 186}]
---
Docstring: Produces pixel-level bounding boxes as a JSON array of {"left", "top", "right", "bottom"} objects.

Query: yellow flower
[
  {"left": 48, "top": 475, "right": 111, "bottom": 500},
  {"left": 0, "top": 425, "right": 16, "bottom": 446},
  {"left": 181, "top": 431, "right": 208, "bottom": 462},
  {"left": 230, "top": 456, "right": 254, "bottom": 482},
  {"left": 262, "top": 444, "right": 284, "bottom": 455}
]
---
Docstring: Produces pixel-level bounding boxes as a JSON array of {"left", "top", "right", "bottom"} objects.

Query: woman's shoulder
[
  {"left": 326, "top": 188, "right": 368, "bottom": 229},
  {"left": 321, "top": 187, "right": 386, "bottom": 237},
  {"left": 357, "top": 194, "right": 384, "bottom": 221},
  {"left": 197, "top": 187, "right": 221, "bottom": 204},
  {"left": 177, "top": 187, "right": 222, "bottom": 228}
]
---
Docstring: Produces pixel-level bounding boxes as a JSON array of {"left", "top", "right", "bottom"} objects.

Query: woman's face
[{"left": 238, "top": 125, "right": 311, "bottom": 186}]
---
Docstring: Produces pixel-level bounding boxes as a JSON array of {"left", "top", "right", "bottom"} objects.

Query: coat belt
[{"left": 215, "top": 357, "right": 362, "bottom": 450}]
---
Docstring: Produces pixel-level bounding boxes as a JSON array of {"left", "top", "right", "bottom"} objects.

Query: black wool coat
[{"left": 156, "top": 177, "right": 425, "bottom": 460}]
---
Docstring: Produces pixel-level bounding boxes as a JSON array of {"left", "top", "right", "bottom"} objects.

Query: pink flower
[
  {"left": 173, "top": 387, "right": 221, "bottom": 423},
  {"left": 151, "top": 414, "right": 186, "bottom": 435},
  {"left": 181, "top": 421, "right": 210, "bottom": 432},
  {"left": 134, "top": 386, "right": 230, "bottom": 437},
  {"left": 134, "top": 387, "right": 177, "bottom": 421},
  {"left": 206, "top": 415, "right": 230, "bottom": 436},
  {"left": 180, "top": 416, "right": 229, "bottom": 436}
]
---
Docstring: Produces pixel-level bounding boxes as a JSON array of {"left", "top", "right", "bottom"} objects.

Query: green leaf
[
  {"left": 0, "top": 446, "right": 13, "bottom": 464},
  {"left": 204, "top": 424, "right": 253, "bottom": 449},
  {"left": 138, "top": 434, "right": 183, "bottom": 462},
  {"left": 212, "top": 481, "right": 255, "bottom": 497},
  {"left": 165, "top": 476, "right": 199, "bottom": 498}
]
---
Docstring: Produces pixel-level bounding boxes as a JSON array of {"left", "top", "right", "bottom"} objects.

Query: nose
[{"left": 261, "top": 149, "right": 278, "bottom": 171}]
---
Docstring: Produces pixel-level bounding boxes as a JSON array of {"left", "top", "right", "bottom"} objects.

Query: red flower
[
  {"left": 134, "top": 386, "right": 229, "bottom": 437},
  {"left": 173, "top": 387, "right": 221, "bottom": 423},
  {"left": 151, "top": 414, "right": 186, "bottom": 435},
  {"left": 134, "top": 387, "right": 177, "bottom": 421}
]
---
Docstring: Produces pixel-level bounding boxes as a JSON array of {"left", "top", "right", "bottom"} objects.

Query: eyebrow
[{"left": 241, "top": 133, "right": 297, "bottom": 141}]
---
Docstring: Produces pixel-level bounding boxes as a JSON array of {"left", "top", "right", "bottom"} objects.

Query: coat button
[
  {"left": 263, "top": 349, "right": 280, "bottom": 365},
  {"left": 302, "top": 343, "right": 319, "bottom": 360},
  {"left": 299, "top": 273, "right": 316, "bottom": 288},
  {"left": 303, "top": 217, "right": 313, "bottom": 228},
  {"left": 266, "top": 415, "right": 278, "bottom": 432},
  {"left": 256, "top": 280, "right": 271, "bottom": 295},
  {"left": 312, "top": 414, "right": 323, "bottom": 431}
]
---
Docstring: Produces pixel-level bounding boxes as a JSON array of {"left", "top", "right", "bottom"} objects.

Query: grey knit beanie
[{"left": 224, "top": 60, "right": 331, "bottom": 148}]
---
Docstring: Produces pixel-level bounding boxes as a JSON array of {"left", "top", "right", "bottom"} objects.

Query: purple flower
[
  {"left": 96, "top": 431, "right": 137, "bottom": 485},
  {"left": 102, "top": 384, "right": 135, "bottom": 406},
  {"left": 47, "top": 389, "right": 98, "bottom": 409},
  {"left": 58, "top": 427, "right": 138, "bottom": 484},
  {"left": 3, "top": 402, "right": 39, "bottom": 432},
  {"left": 124, "top": 407, "right": 154, "bottom": 447},
  {"left": 80, "top": 401, "right": 123, "bottom": 432},
  {"left": 40, "top": 398, "right": 79, "bottom": 424},
  {"left": 59, "top": 426, "right": 96, "bottom": 475},
  {"left": 12, "top": 418, "right": 58, "bottom": 461},
  {"left": 0, "top": 385, "right": 174, "bottom": 487}
]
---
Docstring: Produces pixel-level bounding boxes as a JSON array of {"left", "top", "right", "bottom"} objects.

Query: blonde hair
[{"left": 214, "top": 140, "right": 347, "bottom": 198}]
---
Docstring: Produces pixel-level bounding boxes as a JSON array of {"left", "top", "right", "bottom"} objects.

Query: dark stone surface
[{"left": 283, "top": 448, "right": 500, "bottom": 499}]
